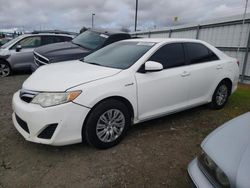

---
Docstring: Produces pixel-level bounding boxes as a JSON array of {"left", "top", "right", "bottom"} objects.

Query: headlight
[
  {"left": 31, "top": 91, "right": 81, "bottom": 107},
  {"left": 199, "top": 151, "right": 230, "bottom": 187}
]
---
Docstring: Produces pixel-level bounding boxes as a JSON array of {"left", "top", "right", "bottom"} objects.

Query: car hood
[
  {"left": 201, "top": 112, "right": 250, "bottom": 188},
  {"left": 34, "top": 42, "right": 91, "bottom": 61},
  {"left": 22, "top": 60, "right": 121, "bottom": 91}
]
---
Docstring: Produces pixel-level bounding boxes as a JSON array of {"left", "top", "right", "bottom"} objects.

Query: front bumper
[
  {"left": 187, "top": 158, "right": 214, "bottom": 188},
  {"left": 30, "top": 63, "right": 39, "bottom": 72},
  {"left": 12, "top": 91, "right": 90, "bottom": 146}
]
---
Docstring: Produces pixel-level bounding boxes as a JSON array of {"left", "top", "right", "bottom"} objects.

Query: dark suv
[{"left": 32, "top": 29, "right": 131, "bottom": 70}]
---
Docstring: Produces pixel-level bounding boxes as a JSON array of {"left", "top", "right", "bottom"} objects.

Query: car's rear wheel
[
  {"left": 210, "top": 81, "right": 230, "bottom": 109},
  {"left": 84, "top": 99, "right": 131, "bottom": 149},
  {"left": 0, "top": 61, "right": 11, "bottom": 77}
]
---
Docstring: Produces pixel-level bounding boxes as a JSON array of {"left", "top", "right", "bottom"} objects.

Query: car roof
[
  {"left": 123, "top": 38, "right": 204, "bottom": 44},
  {"left": 21, "top": 33, "right": 74, "bottom": 38},
  {"left": 89, "top": 28, "right": 130, "bottom": 36}
]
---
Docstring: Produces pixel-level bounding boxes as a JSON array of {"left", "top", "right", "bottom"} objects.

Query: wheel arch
[
  {"left": 219, "top": 78, "right": 233, "bottom": 94},
  {"left": 81, "top": 96, "right": 135, "bottom": 141},
  {"left": 0, "top": 58, "right": 11, "bottom": 68}
]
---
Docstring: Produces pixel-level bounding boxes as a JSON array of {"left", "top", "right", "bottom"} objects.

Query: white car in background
[
  {"left": 188, "top": 112, "right": 250, "bottom": 188},
  {"left": 12, "top": 38, "right": 239, "bottom": 149}
]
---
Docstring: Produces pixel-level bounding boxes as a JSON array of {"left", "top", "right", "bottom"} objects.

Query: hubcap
[
  {"left": 0, "top": 63, "right": 10, "bottom": 77},
  {"left": 96, "top": 109, "right": 125, "bottom": 143},
  {"left": 216, "top": 85, "right": 228, "bottom": 106}
]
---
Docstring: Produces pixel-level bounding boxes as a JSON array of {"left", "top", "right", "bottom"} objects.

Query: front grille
[
  {"left": 34, "top": 51, "right": 50, "bottom": 67},
  {"left": 38, "top": 124, "right": 58, "bottom": 139},
  {"left": 15, "top": 114, "right": 30, "bottom": 133},
  {"left": 19, "top": 89, "right": 38, "bottom": 103}
]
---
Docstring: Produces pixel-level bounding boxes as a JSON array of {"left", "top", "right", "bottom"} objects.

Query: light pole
[
  {"left": 92, "top": 13, "right": 95, "bottom": 28},
  {"left": 134, "top": 0, "right": 138, "bottom": 32}
]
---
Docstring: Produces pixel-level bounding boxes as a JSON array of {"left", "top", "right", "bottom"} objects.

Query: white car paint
[
  {"left": 12, "top": 38, "right": 239, "bottom": 145},
  {"left": 188, "top": 112, "right": 250, "bottom": 188}
]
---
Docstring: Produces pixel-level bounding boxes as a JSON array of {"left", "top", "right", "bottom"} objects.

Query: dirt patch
[{"left": 0, "top": 75, "right": 250, "bottom": 187}]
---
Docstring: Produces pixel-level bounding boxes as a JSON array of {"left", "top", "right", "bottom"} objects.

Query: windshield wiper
[{"left": 84, "top": 61, "right": 102, "bottom": 66}]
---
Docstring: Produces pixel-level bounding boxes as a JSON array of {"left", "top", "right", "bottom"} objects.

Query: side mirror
[
  {"left": 144, "top": 61, "right": 163, "bottom": 72},
  {"left": 16, "top": 44, "right": 22, "bottom": 52}
]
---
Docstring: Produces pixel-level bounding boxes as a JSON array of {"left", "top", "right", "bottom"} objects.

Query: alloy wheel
[
  {"left": 96, "top": 109, "right": 125, "bottom": 143},
  {"left": 0, "top": 63, "right": 10, "bottom": 77},
  {"left": 216, "top": 84, "right": 228, "bottom": 106}
]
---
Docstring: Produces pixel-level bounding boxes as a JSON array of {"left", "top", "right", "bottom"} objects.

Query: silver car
[
  {"left": 0, "top": 33, "right": 73, "bottom": 77},
  {"left": 188, "top": 112, "right": 250, "bottom": 188}
]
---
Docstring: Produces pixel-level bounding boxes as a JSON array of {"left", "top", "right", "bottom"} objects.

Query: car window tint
[
  {"left": 15, "top": 36, "right": 41, "bottom": 48},
  {"left": 149, "top": 43, "right": 185, "bottom": 69},
  {"left": 72, "top": 30, "right": 107, "bottom": 50},
  {"left": 55, "top": 36, "right": 72, "bottom": 43},
  {"left": 185, "top": 43, "right": 219, "bottom": 64},
  {"left": 84, "top": 41, "right": 153, "bottom": 69},
  {"left": 42, "top": 36, "right": 54, "bottom": 45},
  {"left": 104, "top": 34, "right": 131, "bottom": 46}
]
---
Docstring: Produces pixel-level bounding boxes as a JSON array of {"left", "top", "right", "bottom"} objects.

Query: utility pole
[
  {"left": 134, "top": 0, "right": 138, "bottom": 32},
  {"left": 92, "top": 13, "right": 95, "bottom": 28}
]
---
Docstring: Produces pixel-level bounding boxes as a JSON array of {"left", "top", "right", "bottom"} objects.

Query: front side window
[
  {"left": 185, "top": 43, "right": 219, "bottom": 64},
  {"left": 72, "top": 30, "right": 107, "bottom": 50},
  {"left": 1, "top": 35, "right": 24, "bottom": 49},
  {"left": 149, "top": 43, "right": 185, "bottom": 69},
  {"left": 13, "top": 36, "right": 41, "bottom": 49},
  {"left": 83, "top": 41, "right": 154, "bottom": 69}
]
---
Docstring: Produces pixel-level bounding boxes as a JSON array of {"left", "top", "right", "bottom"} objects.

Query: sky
[{"left": 0, "top": 0, "right": 248, "bottom": 32}]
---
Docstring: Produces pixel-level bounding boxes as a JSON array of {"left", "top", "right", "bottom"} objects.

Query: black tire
[
  {"left": 209, "top": 81, "right": 230, "bottom": 110},
  {"left": 84, "top": 99, "right": 131, "bottom": 149},
  {"left": 0, "top": 61, "right": 11, "bottom": 77}
]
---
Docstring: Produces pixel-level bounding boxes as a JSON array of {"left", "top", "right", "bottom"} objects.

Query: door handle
[
  {"left": 216, "top": 65, "right": 223, "bottom": 70},
  {"left": 181, "top": 71, "right": 190, "bottom": 77}
]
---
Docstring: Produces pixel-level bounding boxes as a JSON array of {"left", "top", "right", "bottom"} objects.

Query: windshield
[
  {"left": 1, "top": 35, "right": 23, "bottom": 49},
  {"left": 72, "top": 30, "right": 107, "bottom": 50},
  {"left": 83, "top": 41, "right": 155, "bottom": 69}
]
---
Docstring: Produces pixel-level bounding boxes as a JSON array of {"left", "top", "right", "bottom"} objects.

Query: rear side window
[
  {"left": 148, "top": 43, "right": 185, "bottom": 69},
  {"left": 42, "top": 36, "right": 72, "bottom": 45},
  {"left": 42, "top": 36, "right": 54, "bottom": 45},
  {"left": 185, "top": 43, "right": 219, "bottom": 64},
  {"left": 54, "top": 36, "right": 72, "bottom": 43}
]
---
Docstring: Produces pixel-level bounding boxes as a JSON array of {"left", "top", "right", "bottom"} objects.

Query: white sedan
[{"left": 12, "top": 38, "right": 239, "bottom": 149}]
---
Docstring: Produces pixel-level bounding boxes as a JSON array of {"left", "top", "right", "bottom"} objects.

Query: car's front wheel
[
  {"left": 0, "top": 61, "right": 11, "bottom": 77},
  {"left": 210, "top": 81, "right": 230, "bottom": 109},
  {"left": 84, "top": 99, "right": 131, "bottom": 149}
]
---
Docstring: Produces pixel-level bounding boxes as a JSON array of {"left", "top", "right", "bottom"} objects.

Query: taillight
[{"left": 236, "top": 61, "right": 239, "bottom": 66}]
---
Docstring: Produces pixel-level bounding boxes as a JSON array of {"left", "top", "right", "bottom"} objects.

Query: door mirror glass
[
  {"left": 16, "top": 44, "right": 22, "bottom": 52},
  {"left": 145, "top": 61, "right": 163, "bottom": 72}
]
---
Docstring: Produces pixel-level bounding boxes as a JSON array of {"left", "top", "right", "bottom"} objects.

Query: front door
[
  {"left": 9, "top": 36, "right": 42, "bottom": 70},
  {"left": 135, "top": 43, "right": 190, "bottom": 121}
]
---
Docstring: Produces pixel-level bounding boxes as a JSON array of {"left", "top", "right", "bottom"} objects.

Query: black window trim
[{"left": 137, "top": 41, "right": 188, "bottom": 73}]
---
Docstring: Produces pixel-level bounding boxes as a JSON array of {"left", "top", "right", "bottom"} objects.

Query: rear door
[
  {"left": 9, "top": 36, "right": 42, "bottom": 70},
  {"left": 135, "top": 43, "right": 190, "bottom": 121},
  {"left": 183, "top": 42, "right": 222, "bottom": 105}
]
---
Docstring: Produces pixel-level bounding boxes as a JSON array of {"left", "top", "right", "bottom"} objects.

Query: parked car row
[
  {"left": 8, "top": 28, "right": 243, "bottom": 187},
  {"left": 0, "top": 29, "right": 131, "bottom": 77}
]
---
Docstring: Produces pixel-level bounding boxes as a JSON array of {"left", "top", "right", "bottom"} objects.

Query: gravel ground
[{"left": 0, "top": 74, "right": 250, "bottom": 188}]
